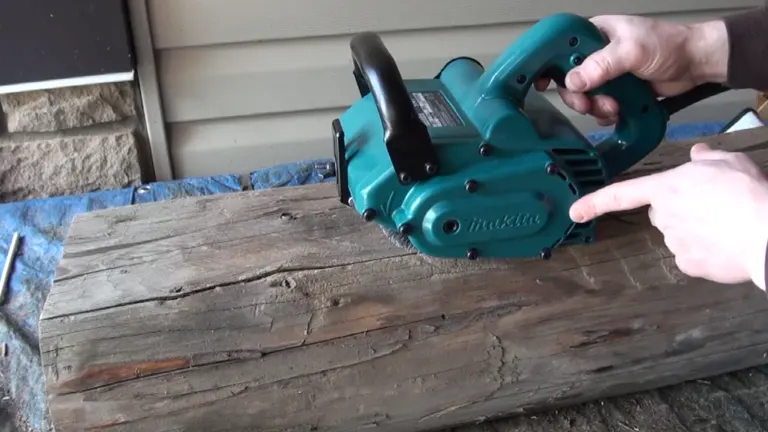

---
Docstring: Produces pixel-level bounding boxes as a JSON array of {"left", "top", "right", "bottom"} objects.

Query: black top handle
[{"left": 349, "top": 32, "right": 440, "bottom": 184}]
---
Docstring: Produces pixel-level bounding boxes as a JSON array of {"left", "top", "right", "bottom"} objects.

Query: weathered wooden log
[{"left": 40, "top": 127, "right": 768, "bottom": 431}]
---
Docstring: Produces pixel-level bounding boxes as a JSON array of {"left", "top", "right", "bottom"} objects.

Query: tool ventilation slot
[
  {"left": 550, "top": 148, "right": 607, "bottom": 247},
  {"left": 562, "top": 222, "right": 593, "bottom": 243},
  {"left": 551, "top": 148, "right": 607, "bottom": 195}
]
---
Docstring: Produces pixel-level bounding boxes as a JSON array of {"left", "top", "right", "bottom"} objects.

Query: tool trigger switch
[{"left": 539, "top": 67, "right": 567, "bottom": 89}]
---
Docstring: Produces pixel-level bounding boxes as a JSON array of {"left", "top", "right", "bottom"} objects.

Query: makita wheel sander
[{"left": 330, "top": 12, "right": 729, "bottom": 261}]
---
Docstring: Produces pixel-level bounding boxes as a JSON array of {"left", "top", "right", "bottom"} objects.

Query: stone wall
[{"left": 0, "top": 81, "right": 147, "bottom": 203}]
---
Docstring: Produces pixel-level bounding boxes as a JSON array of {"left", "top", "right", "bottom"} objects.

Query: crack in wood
[
  {"left": 62, "top": 232, "right": 180, "bottom": 259},
  {"left": 569, "top": 327, "right": 654, "bottom": 349},
  {"left": 56, "top": 356, "right": 193, "bottom": 395},
  {"left": 52, "top": 314, "right": 428, "bottom": 396},
  {"left": 53, "top": 260, "right": 141, "bottom": 283},
  {"left": 42, "top": 250, "right": 680, "bottom": 399},
  {"left": 43, "top": 253, "right": 413, "bottom": 321}
]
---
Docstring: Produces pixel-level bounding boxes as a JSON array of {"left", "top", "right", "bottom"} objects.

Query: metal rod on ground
[{"left": 0, "top": 232, "right": 20, "bottom": 305}]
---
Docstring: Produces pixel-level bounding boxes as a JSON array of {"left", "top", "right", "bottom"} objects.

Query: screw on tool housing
[
  {"left": 540, "top": 248, "right": 552, "bottom": 260},
  {"left": 546, "top": 162, "right": 558, "bottom": 175},
  {"left": 362, "top": 209, "right": 377, "bottom": 221}
]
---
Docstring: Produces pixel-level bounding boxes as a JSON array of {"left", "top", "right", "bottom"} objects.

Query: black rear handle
[
  {"left": 659, "top": 82, "right": 731, "bottom": 116},
  {"left": 349, "top": 32, "right": 440, "bottom": 184}
]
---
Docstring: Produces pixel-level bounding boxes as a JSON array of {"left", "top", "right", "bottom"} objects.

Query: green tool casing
[{"left": 332, "top": 12, "right": 726, "bottom": 260}]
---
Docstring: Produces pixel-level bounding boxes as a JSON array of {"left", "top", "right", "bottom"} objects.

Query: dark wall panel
[{"left": 0, "top": 0, "right": 134, "bottom": 87}]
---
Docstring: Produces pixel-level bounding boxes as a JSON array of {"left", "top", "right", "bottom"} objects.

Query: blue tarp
[{"left": 0, "top": 121, "right": 739, "bottom": 430}]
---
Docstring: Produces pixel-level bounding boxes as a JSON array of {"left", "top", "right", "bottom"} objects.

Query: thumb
[
  {"left": 569, "top": 172, "right": 663, "bottom": 222},
  {"left": 565, "top": 42, "right": 630, "bottom": 92}
]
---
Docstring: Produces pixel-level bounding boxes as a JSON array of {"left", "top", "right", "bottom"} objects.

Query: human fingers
[
  {"left": 534, "top": 78, "right": 550, "bottom": 92},
  {"left": 565, "top": 42, "right": 632, "bottom": 92},
  {"left": 557, "top": 87, "right": 591, "bottom": 115},
  {"left": 648, "top": 206, "right": 658, "bottom": 227},
  {"left": 673, "top": 253, "right": 747, "bottom": 283},
  {"left": 588, "top": 15, "right": 623, "bottom": 37},
  {"left": 690, "top": 144, "right": 764, "bottom": 177},
  {"left": 596, "top": 116, "right": 618, "bottom": 127},
  {"left": 662, "top": 232, "right": 692, "bottom": 256},
  {"left": 569, "top": 172, "right": 665, "bottom": 222},
  {"left": 648, "top": 205, "right": 685, "bottom": 232},
  {"left": 652, "top": 81, "right": 693, "bottom": 97},
  {"left": 674, "top": 254, "right": 705, "bottom": 278},
  {"left": 727, "top": 152, "right": 766, "bottom": 178},
  {"left": 689, "top": 143, "right": 727, "bottom": 161},
  {"left": 590, "top": 94, "right": 619, "bottom": 118}
]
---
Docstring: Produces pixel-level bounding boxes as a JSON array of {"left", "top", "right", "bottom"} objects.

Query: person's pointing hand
[{"left": 569, "top": 143, "right": 768, "bottom": 290}]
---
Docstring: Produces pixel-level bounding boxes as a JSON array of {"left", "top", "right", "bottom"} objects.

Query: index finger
[{"left": 569, "top": 172, "right": 665, "bottom": 222}]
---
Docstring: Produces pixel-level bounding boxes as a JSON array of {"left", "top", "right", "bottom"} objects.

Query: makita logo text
[{"left": 466, "top": 214, "right": 542, "bottom": 232}]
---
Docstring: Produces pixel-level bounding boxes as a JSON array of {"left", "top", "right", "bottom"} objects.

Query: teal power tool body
[{"left": 331, "top": 12, "right": 729, "bottom": 260}]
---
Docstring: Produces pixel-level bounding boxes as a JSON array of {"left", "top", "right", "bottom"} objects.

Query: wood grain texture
[{"left": 40, "top": 127, "right": 768, "bottom": 431}]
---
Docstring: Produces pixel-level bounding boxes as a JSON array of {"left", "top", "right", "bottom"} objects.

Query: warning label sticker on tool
[{"left": 410, "top": 91, "right": 463, "bottom": 127}]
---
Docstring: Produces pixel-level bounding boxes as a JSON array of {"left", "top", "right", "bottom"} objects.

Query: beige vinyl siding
[{"left": 146, "top": 0, "right": 764, "bottom": 178}]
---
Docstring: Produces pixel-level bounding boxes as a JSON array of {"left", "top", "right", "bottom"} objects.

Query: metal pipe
[{"left": 0, "top": 232, "right": 21, "bottom": 305}]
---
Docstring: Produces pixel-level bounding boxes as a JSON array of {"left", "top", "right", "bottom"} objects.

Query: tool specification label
[{"left": 409, "top": 91, "right": 464, "bottom": 127}]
